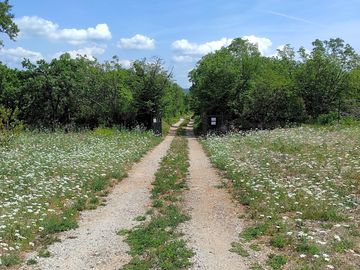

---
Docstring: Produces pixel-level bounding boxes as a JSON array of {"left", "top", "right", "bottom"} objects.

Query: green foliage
[
  {"left": 230, "top": 242, "right": 250, "bottom": 257},
  {"left": 93, "top": 127, "right": 116, "bottom": 136},
  {"left": 266, "top": 254, "right": 287, "bottom": 269},
  {"left": 241, "top": 223, "right": 268, "bottom": 241},
  {"left": 0, "top": 54, "right": 185, "bottom": 131},
  {"left": 316, "top": 112, "right": 339, "bottom": 125},
  {"left": 0, "top": 0, "right": 19, "bottom": 47},
  {"left": 40, "top": 209, "right": 78, "bottom": 234},
  {"left": 189, "top": 37, "right": 360, "bottom": 131},
  {"left": 156, "top": 240, "right": 193, "bottom": 269},
  {"left": 270, "top": 234, "right": 288, "bottom": 249},
  {"left": 0, "top": 106, "right": 23, "bottom": 147},
  {"left": 26, "top": 258, "right": 38, "bottom": 265},
  {"left": 0, "top": 253, "right": 21, "bottom": 267},
  {"left": 37, "top": 249, "right": 51, "bottom": 258},
  {"left": 332, "top": 239, "right": 354, "bottom": 253},
  {"left": 296, "top": 239, "right": 319, "bottom": 255}
]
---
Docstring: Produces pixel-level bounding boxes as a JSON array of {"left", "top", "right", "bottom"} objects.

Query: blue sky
[{"left": 1, "top": 0, "right": 360, "bottom": 88}]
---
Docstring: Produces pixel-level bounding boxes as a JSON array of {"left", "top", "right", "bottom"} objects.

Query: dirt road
[{"left": 181, "top": 122, "right": 247, "bottom": 270}]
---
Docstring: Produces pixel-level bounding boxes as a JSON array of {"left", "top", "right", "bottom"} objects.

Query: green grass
[
  {"left": 230, "top": 242, "right": 250, "bottom": 257},
  {"left": 26, "top": 258, "right": 38, "bottom": 265},
  {"left": 202, "top": 125, "right": 360, "bottom": 269},
  {"left": 270, "top": 235, "right": 288, "bottom": 249},
  {"left": 134, "top": 216, "right": 146, "bottom": 222},
  {"left": 121, "top": 126, "right": 193, "bottom": 269},
  {"left": 0, "top": 253, "right": 21, "bottom": 267},
  {"left": 240, "top": 223, "right": 268, "bottom": 241},
  {"left": 266, "top": 254, "right": 287, "bottom": 269},
  {"left": 37, "top": 249, "right": 51, "bottom": 258},
  {"left": 0, "top": 129, "right": 161, "bottom": 263}
]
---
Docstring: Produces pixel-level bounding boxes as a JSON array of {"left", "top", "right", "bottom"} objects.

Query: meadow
[
  {"left": 202, "top": 125, "right": 360, "bottom": 269},
  {"left": 0, "top": 129, "right": 160, "bottom": 264}
]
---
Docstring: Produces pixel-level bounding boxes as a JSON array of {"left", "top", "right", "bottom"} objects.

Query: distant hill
[{"left": 183, "top": 88, "right": 190, "bottom": 93}]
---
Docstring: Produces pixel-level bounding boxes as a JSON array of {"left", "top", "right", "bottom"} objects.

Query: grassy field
[
  {"left": 0, "top": 128, "right": 161, "bottom": 266},
  {"left": 202, "top": 125, "right": 360, "bottom": 270}
]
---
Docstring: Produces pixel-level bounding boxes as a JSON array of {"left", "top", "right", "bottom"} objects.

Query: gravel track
[
  {"left": 181, "top": 122, "right": 247, "bottom": 270},
  {"left": 20, "top": 121, "right": 182, "bottom": 270}
]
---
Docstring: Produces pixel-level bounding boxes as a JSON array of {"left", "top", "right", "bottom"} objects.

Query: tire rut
[{"left": 181, "top": 122, "right": 247, "bottom": 270}]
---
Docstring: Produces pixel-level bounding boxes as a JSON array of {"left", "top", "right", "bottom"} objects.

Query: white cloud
[
  {"left": 243, "top": 35, "right": 272, "bottom": 55},
  {"left": 15, "top": 16, "right": 112, "bottom": 45},
  {"left": 118, "top": 59, "right": 132, "bottom": 68},
  {"left": 172, "top": 55, "right": 196, "bottom": 63},
  {"left": 172, "top": 38, "right": 233, "bottom": 56},
  {"left": 0, "top": 47, "right": 43, "bottom": 62},
  {"left": 54, "top": 45, "right": 106, "bottom": 60},
  {"left": 172, "top": 36, "right": 274, "bottom": 63},
  {"left": 117, "top": 34, "right": 155, "bottom": 50}
]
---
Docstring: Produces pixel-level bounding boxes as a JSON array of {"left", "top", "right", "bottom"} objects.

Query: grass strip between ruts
[{"left": 119, "top": 121, "right": 194, "bottom": 270}]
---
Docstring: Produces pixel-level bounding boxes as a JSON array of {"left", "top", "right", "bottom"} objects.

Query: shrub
[
  {"left": 316, "top": 112, "right": 338, "bottom": 125},
  {"left": 0, "top": 106, "right": 23, "bottom": 147},
  {"left": 266, "top": 254, "right": 287, "bottom": 269}
]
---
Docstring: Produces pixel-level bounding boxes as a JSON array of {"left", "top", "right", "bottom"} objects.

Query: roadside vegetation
[
  {"left": 190, "top": 37, "right": 360, "bottom": 132},
  {"left": 120, "top": 121, "right": 193, "bottom": 270},
  {"left": 202, "top": 124, "right": 360, "bottom": 269},
  {"left": 0, "top": 129, "right": 161, "bottom": 267}
]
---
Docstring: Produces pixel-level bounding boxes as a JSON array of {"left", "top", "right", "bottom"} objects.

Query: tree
[
  {"left": 296, "top": 38, "right": 360, "bottom": 119},
  {"left": 189, "top": 48, "right": 238, "bottom": 116},
  {"left": 0, "top": 0, "right": 19, "bottom": 46},
  {"left": 131, "top": 58, "right": 171, "bottom": 128}
]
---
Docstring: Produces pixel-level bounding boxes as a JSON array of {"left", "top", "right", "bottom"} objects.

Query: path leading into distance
[{"left": 20, "top": 119, "right": 248, "bottom": 270}]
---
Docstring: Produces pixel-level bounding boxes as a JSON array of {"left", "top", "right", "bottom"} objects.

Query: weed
[
  {"left": 249, "top": 243, "right": 262, "bottom": 251},
  {"left": 333, "top": 239, "right": 354, "bottom": 253},
  {"left": 38, "top": 249, "right": 51, "bottom": 258},
  {"left": 296, "top": 239, "right": 319, "bottom": 255},
  {"left": 266, "top": 254, "right": 287, "bottom": 269},
  {"left": 152, "top": 199, "right": 164, "bottom": 208},
  {"left": 0, "top": 253, "right": 21, "bottom": 267},
  {"left": 241, "top": 223, "right": 268, "bottom": 241},
  {"left": 134, "top": 216, "right": 146, "bottom": 222},
  {"left": 250, "top": 262, "right": 264, "bottom": 270},
  {"left": 157, "top": 240, "right": 194, "bottom": 269},
  {"left": 26, "top": 258, "right": 38, "bottom": 265},
  {"left": 270, "top": 235, "right": 287, "bottom": 249},
  {"left": 230, "top": 242, "right": 250, "bottom": 257}
]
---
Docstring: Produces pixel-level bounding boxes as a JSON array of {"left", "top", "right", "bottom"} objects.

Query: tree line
[
  {"left": 0, "top": 55, "right": 187, "bottom": 130},
  {"left": 189, "top": 38, "right": 360, "bottom": 130},
  {"left": 1, "top": 0, "right": 186, "bottom": 131}
]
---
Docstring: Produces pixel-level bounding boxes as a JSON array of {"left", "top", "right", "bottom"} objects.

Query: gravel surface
[
  {"left": 181, "top": 122, "right": 247, "bottom": 270},
  {"left": 20, "top": 121, "right": 182, "bottom": 270}
]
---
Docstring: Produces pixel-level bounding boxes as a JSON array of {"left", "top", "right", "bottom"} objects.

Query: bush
[
  {"left": 93, "top": 127, "right": 116, "bottom": 136},
  {"left": 266, "top": 254, "right": 287, "bottom": 269},
  {"left": 316, "top": 112, "right": 339, "bottom": 125},
  {"left": 0, "top": 106, "right": 23, "bottom": 147},
  {"left": 339, "top": 116, "right": 360, "bottom": 126}
]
